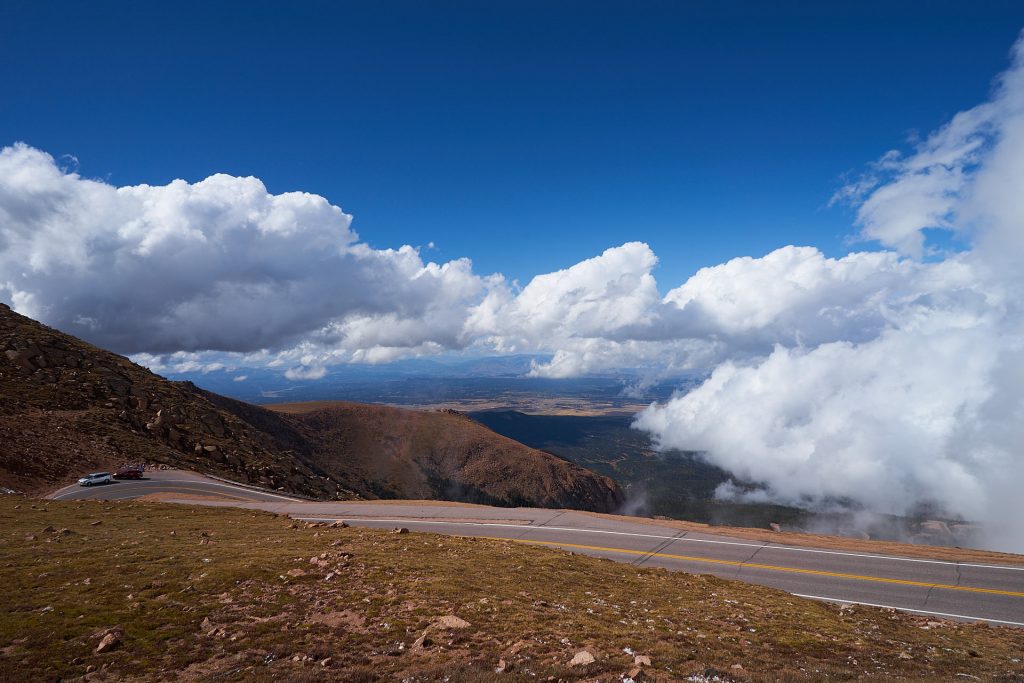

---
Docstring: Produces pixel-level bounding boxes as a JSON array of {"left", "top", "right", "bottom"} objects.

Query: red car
[{"left": 113, "top": 465, "right": 145, "bottom": 480}]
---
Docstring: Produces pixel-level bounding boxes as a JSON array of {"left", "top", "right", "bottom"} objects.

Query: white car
[{"left": 78, "top": 472, "right": 113, "bottom": 486}]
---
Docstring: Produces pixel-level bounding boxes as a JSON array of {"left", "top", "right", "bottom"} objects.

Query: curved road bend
[{"left": 51, "top": 470, "right": 1024, "bottom": 627}]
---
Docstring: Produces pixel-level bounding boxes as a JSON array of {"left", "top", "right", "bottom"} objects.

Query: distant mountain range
[
  {"left": 0, "top": 303, "right": 622, "bottom": 512},
  {"left": 150, "top": 350, "right": 701, "bottom": 408}
]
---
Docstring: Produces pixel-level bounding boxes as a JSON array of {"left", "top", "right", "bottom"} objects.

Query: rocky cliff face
[{"left": 0, "top": 304, "right": 623, "bottom": 512}]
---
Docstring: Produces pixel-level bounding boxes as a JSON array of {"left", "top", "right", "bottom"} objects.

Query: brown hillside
[
  {"left": 0, "top": 304, "right": 622, "bottom": 512},
  {"left": 267, "top": 401, "right": 624, "bottom": 511},
  {"left": 0, "top": 303, "right": 350, "bottom": 499}
]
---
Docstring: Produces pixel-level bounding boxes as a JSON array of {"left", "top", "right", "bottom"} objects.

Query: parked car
[
  {"left": 78, "top": 472, "right": 113, "bottom": 486},
  {"left": 114, "top": 465, "right": 144, "bottom": 480}
]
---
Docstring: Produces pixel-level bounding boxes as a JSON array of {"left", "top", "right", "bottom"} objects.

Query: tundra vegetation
[{"left": 2, "top": 496, "right": 1023, "bottom": 682}]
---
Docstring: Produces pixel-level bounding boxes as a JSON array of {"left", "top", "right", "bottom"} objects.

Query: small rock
[
  {"left": 495, "top": 658, "right": 508, "bottom": 673},
  {"left": 569, "top": 650, "right": 595, "bottom": 667},
  {"left": 769, "top": 522, "right": 782, "bottom": 532},
  {"left": 634, "top": 654, "right": 651, "bottom": 666},
  {"left": 85, "top": 665, "right": 96, "bottom": 673},
  {"left": 95, "top": 631, "right": 121, "bottom": 654},
  {"left": 627, "top": 667, "right": 647, "bottom": 681},
  {"left": 329, "top": 521, "right": 348, "bottom": 528},
  {"left": 434, "top": 615, "right": 471, "bottom": 629},
  {"left": 90, "top": 520, "right": 102, "bottom": 526},
  {"left": 731, "top": 663, "right": 745, "bottom": 671},
  {"left": 393, "top": 527, "right": 409, "bottom": 534},
  {"left": 320, "top": 657, "right": 332, "bottom": 667},
  {"left": 898, "top": 651, "right": 913, "bottom": 660},
  {"left": 42, "top": 525, "right": 56, "bottom": 533}
]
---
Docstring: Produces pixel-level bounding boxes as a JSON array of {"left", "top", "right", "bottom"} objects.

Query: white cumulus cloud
[
  {"left": 0, "top": 143, "right": 488, "bottom": 377},
  {"left": 636, "top": 32, "right": 1024, "bottom": 550}
]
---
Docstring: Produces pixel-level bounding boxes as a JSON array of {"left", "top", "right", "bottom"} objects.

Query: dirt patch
[
  {"left": 307, "top": 610, "right": 367, "bottom": 632},
  {"left": 340, "top": 498, "right": 494, "bottom": 508},
  {"left": 137, "top": 492, "right": 250, "bottom": 503}
]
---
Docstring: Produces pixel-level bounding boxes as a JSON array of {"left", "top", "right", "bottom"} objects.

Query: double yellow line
[{"left": 504, "top": 538, "right": 1024, "bottom": 598}]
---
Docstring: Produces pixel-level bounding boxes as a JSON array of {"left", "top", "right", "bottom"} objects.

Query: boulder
[
  {"left": 569, "top": 651, "right": 595, "bottom": 667},
  {"left": 5, "top": 348, "right": 37, "bottom": 370},
  {"left": 200, "top": 412, "right": 226, "bottom": 437},
  {"left": 433, "top": 615, "right": 470, "bottom": 629},
  {"left": 94, "top": 629, "right": 122, "bottom": 654}
]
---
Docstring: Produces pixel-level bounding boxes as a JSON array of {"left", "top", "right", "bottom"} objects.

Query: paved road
[{"left": 51, "top": 470, "right": 1024, "bottom": 627}]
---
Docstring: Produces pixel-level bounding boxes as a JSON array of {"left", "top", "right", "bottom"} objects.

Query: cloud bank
[
  {"left": 636, "top": 32, "right": 1024, "bottom": 550},
  {"left": 4, "top": 32, "right": 1024, "bottom": 549}
]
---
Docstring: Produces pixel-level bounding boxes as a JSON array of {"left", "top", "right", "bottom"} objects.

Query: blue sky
[
  {"left": 3, "top": 1, "right": 1022, "bottom": 287},
  {"left": 5, "top": 3, "right": 1024, "bottom": 530}
]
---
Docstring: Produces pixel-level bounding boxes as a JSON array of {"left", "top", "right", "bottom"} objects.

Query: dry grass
[{"left": 1, "top": 496, "right": 1023, "bottom": 682}]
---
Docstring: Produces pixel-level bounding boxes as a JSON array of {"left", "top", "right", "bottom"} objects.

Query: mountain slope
[
  {"left": 0, "top": 303, "right": 622, "bottom": 511},
  {"left": 267, "top": 401, "right": 623, "bottom": 510},
  {"left": 0, "top": 303, "right": 349, "bottom": 498}
]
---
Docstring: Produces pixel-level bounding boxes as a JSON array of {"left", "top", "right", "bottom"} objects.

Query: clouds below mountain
[{"left": 637, "top": 32, "right": 1024, "bottom": 550}]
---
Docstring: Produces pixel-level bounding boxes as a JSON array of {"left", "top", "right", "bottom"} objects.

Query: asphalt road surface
[{"left": 51, "top": 470, "right": 1024, "bottom": 627}]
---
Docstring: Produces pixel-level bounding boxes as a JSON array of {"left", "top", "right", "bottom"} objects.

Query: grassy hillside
[{"left": 2, "top": 496, "right": 1023, "bottom": 682}]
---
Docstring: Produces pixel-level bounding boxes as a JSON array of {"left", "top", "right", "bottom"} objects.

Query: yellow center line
[{"left": 497, "top": 538, "right": 1024, "bottom": 598}]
